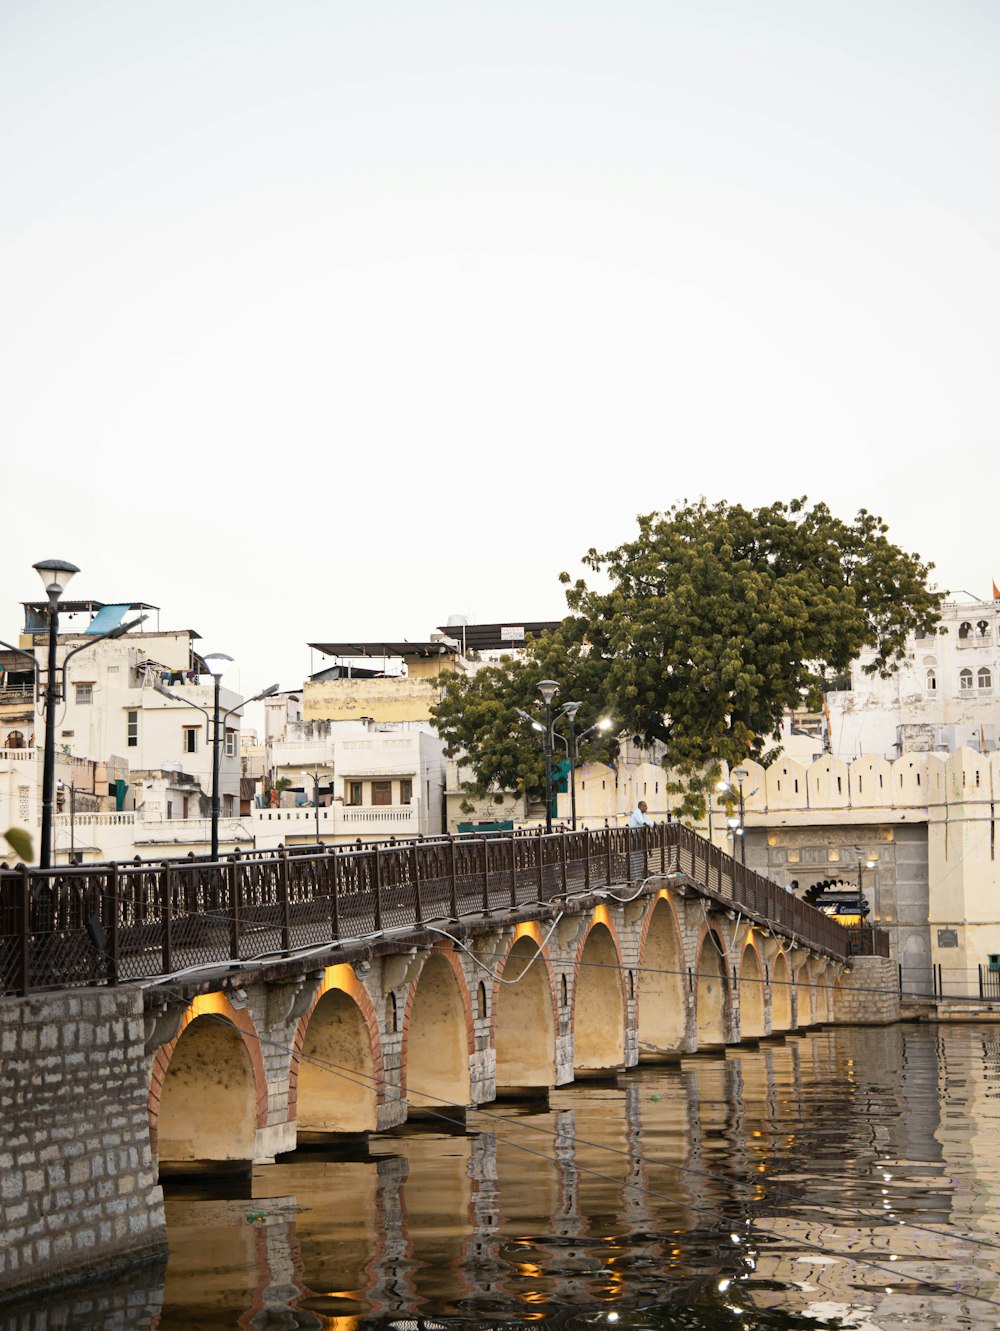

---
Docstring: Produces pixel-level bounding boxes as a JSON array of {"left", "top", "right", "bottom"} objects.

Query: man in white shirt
[
  {"left": 629, "top": 800, "right": 653, "bottom": 880},
  {"left": 629, "top": 800, "right": 653, "bottom": 828}
]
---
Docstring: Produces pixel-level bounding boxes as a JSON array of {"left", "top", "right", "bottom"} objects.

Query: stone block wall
[
  {"left": 0, "top": 990, "right": 167, "bottom": 1303},
  {"left": 832, "top": 956, "right": 901, "bottom": 1025}
]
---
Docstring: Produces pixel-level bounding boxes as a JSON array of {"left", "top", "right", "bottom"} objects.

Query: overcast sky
[{"left": 3, "top": 0, "right": 998, "bottom": 698}]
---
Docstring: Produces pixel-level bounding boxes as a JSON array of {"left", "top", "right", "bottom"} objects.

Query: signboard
[
  {"left": 500, "top": 627, "right": 525, "bottom": 642},
  {"left": 937, "top": 928, "right": 958, "bottom": 948}
]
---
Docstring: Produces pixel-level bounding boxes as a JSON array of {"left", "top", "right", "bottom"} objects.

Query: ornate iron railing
[{"left": 0, "top": 824, "right": 850, "bottom": 995}]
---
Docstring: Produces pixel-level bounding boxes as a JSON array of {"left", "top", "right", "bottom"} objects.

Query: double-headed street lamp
[
  {"left": 517, "top": 681, "right": 612, "bottom": 831},
  {"left": 719, "top": 766, "right": 749, "bottom": 865},
  {"left": 155, "top": 659, "right": 278, "bottom": 861},
  {"left": 29, "top": 560, "right": 146, "bottom": 870}
]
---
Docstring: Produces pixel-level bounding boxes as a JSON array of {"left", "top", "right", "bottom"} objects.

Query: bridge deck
[{"left": 0, "top": 825, "right": 850, "bottom": 996}]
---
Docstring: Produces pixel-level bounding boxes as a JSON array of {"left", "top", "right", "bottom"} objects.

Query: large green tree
[{"left": 432, "top": 498, "right": 942, "bottom": 815}]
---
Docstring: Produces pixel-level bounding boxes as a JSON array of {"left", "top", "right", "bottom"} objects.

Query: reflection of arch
[
  {"left": 738, "top": 944, "right": 765, "bottom": 1040},
  {"left": 150, "top": 993, "right": 267, "bottom": 1163},
  {"left": 493, "top": 927, "right": 557, "bottom": 1094},
  {"left": 770, "top": 953, "right": 793, "bottom": 1031},
  {"left": 695, "top": 928, "right": 729, "bottom": 1046},
  {"left": 292, "top": 967, "right": 381, "bottom": 1134},
  {"left": 636, "top": 894, "right": 687, "bottom": 1058},
  {"left": 573, "top": 915, "right": 626, "bottom": 1072},
  {"left": 403, "top": 947, "right": 473, "bottom": 1113}
]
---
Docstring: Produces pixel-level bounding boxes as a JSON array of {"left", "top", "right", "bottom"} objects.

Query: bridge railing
[{"left": 0, "top": 824, "right": 849, "bottom": 995}]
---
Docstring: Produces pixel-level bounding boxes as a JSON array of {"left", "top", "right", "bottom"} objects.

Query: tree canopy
[{"left": 431, "top": 498, "right": 942, "bottom": 816}]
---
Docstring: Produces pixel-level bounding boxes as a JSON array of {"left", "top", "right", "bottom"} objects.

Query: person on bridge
[{"left": 629, "top": 801, "right": 654, "bottom": 881}]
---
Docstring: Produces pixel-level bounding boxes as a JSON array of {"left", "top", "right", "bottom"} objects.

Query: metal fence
[{"left": 0, "top": 823, "right": 850, "bottom": 996}]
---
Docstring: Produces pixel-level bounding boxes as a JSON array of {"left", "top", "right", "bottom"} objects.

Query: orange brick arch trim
[
  {"left": 488, "top": 921, "right": 559, "bottom": 1044},
  {"left": 573, "top": 907, "right": 629, "bottom": 1009},
  {"left": 288, "top": 964, "right": 385, "bottom": 1121},
  {"left": 636, "top": 889, "right": 685, "bottom": 966},
  {"left": 399, "top": 940, "right": 474, "bottom": 1100},
  {"left": 148, "top": 992, "right": 268, "bottom": 1155},
  {"left": 694, "top": 923, "right": 733, "bottom": 995}
]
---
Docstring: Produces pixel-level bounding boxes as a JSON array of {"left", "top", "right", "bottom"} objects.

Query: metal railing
[{"left": 0, "top": 823, "right": 849, "bottom": 996}]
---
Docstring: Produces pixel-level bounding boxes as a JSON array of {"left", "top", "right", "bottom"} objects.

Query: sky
[{"left": 3, "top": 0, "right": 999, "bottom": 699}]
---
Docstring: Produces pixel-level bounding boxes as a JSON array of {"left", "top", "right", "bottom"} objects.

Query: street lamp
[
  {"left": 537, "top": 680, "right": 558, "bottom": 833},
  {"left": 854, "top": 845, "right": 877, "bottom": 952},
  {"left": 731, "top": 767, "right": 748, "bottom": 865},
  {"left": 552, "top": 707, "right": 613, "bottom": 831},
  {"left": 154, "top": 664, "right": 278, "bottom": 861},
  {"left": 33, "top": 560, "right": 78, "bottom": 871}
]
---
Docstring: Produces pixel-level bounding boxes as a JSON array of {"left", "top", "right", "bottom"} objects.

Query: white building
[
  {"left": 827, "top": 594, "right": 1000, "bottom": 761},
  {"left": 0, "top": 598, "right": 246, "bottom": 862}
]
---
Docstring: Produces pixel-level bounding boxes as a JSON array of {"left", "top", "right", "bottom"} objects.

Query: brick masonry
[
  {"left": 0, "top": 990, "right": 167, "bottom": 1304},
  {"left": 831, "top": 955, "right": 901, "bottom": 1024}
]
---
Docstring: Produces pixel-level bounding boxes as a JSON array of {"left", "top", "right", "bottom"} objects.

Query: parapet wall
[{"left": 0, "top": 990, "right": 167, "bottom": 1302}]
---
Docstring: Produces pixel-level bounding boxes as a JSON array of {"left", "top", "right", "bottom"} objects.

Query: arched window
[
  {"left": 560, "top": 973, "right": 569, "bottom": 1007},
  {"left": 385, "top": 992, "right": 398, "bottom": 1034},
  {"left": 960, "top": 668, "right": 974, "bottom": 691},
  {"left": 926, "top": 669, "right": 937, "bottom": 692},
  {"left": 977, "top": 620, "right": 990, "bottom": 638},
  {"left": 959, "top": 621, "right": 972, "bottom": 640},
  {"left": 477, "top": 981, "right": 487, "bottom": 1020},
  {"left": 978, "top": 667, "right": 992, "bottom": 690},
  {"left": 5, "top": 730, "right": 24, "bottom": 750}
]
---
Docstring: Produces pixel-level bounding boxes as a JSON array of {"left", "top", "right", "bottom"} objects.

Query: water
[{"left": 12, "top": 1023, "right": 1000, "bottom": 1330}]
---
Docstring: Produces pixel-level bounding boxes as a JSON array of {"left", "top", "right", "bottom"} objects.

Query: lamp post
[
  {"left": 311, "top": 768, "right": 333, "bottom": 844},
  {"left": 518, "top": 701, "right": 612, "bottom": 833},
  {"left": 155, "top": 662, "right": 278, "bottom": 861},
  {"left": 55, "top": 781, "right": 85, "bottom": 862},
  {"left": 537, "top": 680, "right": 558, "bottom": 833},
  {"left": 731, "top": 767, "right": 748, "bottom": 865},
  {"left": 33, "top": 560, "right": 79, "bottom": 870},
  {"left": 202, "top": 654, "right": 233, "bottom": 863},
  {"left": 854, "top": 845, "right": 876, "bottom": 953}
]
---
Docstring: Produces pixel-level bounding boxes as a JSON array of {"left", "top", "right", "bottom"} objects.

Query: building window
[
  {"left": 183, "top": 726, "right": 199, "bottom": 753},
  {"left": 347, "top": 781, "right": 363, "bottom": 806},
  {"left": 166, "top": 801, "right": 173, "bottom": 819},
  {"left": 978, "top": 667, "right": 992, "bottom": 690},
  {"left": 5, "top": 730, "right": 24, "bottom": 750},
  {"left": 126, "top": 710, "right": 138, "bottom": 747},
  {"left": 225, "top": 727, "right": 237, "bottom": 757},
  {"left": 960, "top": 668, "right": 974, "bottom": 692},
  {"left": 74, "top": 682, "right": 94, "bottom": 705},
  {"left": 977, "top": 620, "right": 990, "bottom": 638},
  {"left": 371, "top": 780, "right": 392, "bottom": 807},
  {"left": 926, "top": 668, "right": 936, "bottom": 692},
  {"left": 224, "top": 794, "right": 234, "bottom": 816},
  {"left": 959, "top": 621, "right": 972, "bottom": 639},
  {"left": 400, "top": 778, "right": 413, "bottom": 805}
]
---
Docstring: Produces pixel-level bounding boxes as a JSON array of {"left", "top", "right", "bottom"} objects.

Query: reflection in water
[{"left": 14, "top": 1025, "right": 1000, "bottom": 1329}]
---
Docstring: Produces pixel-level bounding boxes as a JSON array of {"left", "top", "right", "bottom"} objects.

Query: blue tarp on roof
[{"left": 85, "top": 604, "right": 130, "bottom": 634}]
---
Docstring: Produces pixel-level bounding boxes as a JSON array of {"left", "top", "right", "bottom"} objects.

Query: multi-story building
[
  {"left": 0, "top": 598, "right": 246, "bottom": 862},
  {"left": 827, "top": 593, "right": 1000, "bottom": 760}
]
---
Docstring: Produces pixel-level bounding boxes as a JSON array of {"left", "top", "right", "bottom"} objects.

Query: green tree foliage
[
  {"left": 3, "top": 827, "right": 33, "bottom": 862},
  {"left": 431, "top": 621, "right": 615, "bottom": 807},
  {"left": 432, "top": 498, "right": 942, "bottom": 816}
]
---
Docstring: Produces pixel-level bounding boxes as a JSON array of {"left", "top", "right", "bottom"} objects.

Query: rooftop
[
  {"left": 309, "top": 641, "right": 458, "bottom": 659},
  {"left": 435, "top": 621, "right": 561, "bottom": 652}
]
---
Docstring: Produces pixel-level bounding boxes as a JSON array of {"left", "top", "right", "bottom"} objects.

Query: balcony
[{"left": 251, "top": 801, "right": 418, "bottom": 845}]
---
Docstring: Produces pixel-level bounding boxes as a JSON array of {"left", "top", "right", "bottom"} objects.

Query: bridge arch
[
  {"left": 493, "top": 925, "right": 558, "bottom": 1095},
  {"left": 150, "top": 993, "right": 267, "bottom": 1165},
  {"left": 738, "top": 942, "right": 766, "bottom": 1040},
  {"left": 573, "top": 913, "right": 627, "bottom": 1073},
  {"left": 636, "top": 893, "right": 687, "bottom": 1058},
  {"left": 695, "top": 928, "right": 730, "bottom": 1047},
  {"left": 291, "top": 965, "right": 382, "bottom": 1135},
  {"left": 770, "top": 952, "right": 793, "bottom": 1031},
  {"left": 403, "top": 945, "right": 473, "bottom": 1114}
]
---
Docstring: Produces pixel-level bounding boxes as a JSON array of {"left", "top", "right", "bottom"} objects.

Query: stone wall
[
  {"left": 832, "top": 956, "right": 901, "bottom": 1025},
  {"left": 0, "top": 990, "right": 167, "bottom": 1303}
]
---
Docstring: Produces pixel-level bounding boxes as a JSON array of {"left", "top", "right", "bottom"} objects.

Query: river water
[{"left": 13, "top": 1022, "right": 1000, "bottom": 1331}]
